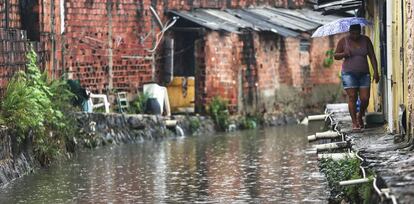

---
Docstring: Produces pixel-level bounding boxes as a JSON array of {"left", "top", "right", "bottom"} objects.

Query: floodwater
[{"left": 0, "top": 123, "right": 328, "bottom": 203}]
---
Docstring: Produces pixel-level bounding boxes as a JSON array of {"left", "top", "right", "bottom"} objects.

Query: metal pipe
[
  {"left": 316, "top": 131, "right": 339, "bottom": 137},
  {"left": 308, "top": 131, "right": 340, "bottom": 141},
  {"left": 318, "top": 153, "right": 356, "bottom": 160},
  {"left": 339, "top": 178, "right": 370, "bottom": 186},
  {"left": 373, "top": 177, "right": 383, "bottom": 197},
  {"left": 308, "top": 114, "right": 328, "bottom": 121},
  {"left": 314, "top": 141, "right": 349, "bottom": 151},
  {"left": 360, "top": 166, "right": 366, "bottom": 178}
]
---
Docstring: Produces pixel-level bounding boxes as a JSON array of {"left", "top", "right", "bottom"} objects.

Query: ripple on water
[{"left": 0, "top": 123, "right": 329, "bottom": 203}]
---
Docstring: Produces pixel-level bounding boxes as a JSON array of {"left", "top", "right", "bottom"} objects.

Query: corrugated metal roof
[
  {"left": 312, "top": 0, "right": 362, "bottom": 15},
  {"left": 248, "top": 7, "right": 320, "bottom": 31},
  {"left": 200, "top": 9, "right": 257, "bottom": 31},
  {"left": 169, "top": 7, "right": 341, "bottom": 37},
  {"left": 168, "top": 10, "right": 240, "bottom": 33},
  {"left": 225, "top": 9, "right": 300, "bottom": 37}
]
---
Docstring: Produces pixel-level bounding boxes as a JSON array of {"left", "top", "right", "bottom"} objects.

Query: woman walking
[{"left": 334, "top": 24, "right": 380, "bottom": 132}]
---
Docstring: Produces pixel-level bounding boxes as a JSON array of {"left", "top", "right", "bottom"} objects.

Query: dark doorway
[
  {"left": 20, "top": 0, "right": 40, "bottom": 41},
  {"left": 173, "top": 31, "right": 197, "bottom": 77}
]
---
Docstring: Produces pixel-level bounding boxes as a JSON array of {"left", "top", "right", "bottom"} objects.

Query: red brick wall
[
  {"left": 39, "top": 0, "right": 62, "bottom": 78},
  {"left": 0, "top": 0, "right": 21, "bottom": 29},
  {"left": 202, "top": 32, "right": 241, "bottom": 112},
  {"left": 200, "top": 31, "right": 342, "bottom": 113},
  {"left": 64, "top": 0, "right": 154, "bottom": 94},
  {"left": 254, "top": 33, "right": 280, "bottom": 112},
  {"left": 309, "top": 36, "right": 342, "bottom": 85},
  {"left": 0, "top": 1, "right": 26, "bottom": 96},
  {"left": 0, "top": 29, "right": 28, "bottom": 95},
  {"left": 61, "top": 0, "right": 306, "bottom": 95}
]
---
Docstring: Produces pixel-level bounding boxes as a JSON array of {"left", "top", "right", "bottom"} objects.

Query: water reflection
[{"left": 0, "top": 123, "right": 327, "bottom": 203}]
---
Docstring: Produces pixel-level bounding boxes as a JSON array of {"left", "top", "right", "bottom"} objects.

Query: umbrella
[{"left": 311, "top": 17, "right": 371, "bottom": 38}]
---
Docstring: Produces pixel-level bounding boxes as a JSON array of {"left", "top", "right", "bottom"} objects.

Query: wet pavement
[
  {"left": 0, "top": 123, "right": 328, "bottom": 203},
  {"left": 328, "top": 109, "right": 414, "bottom": 204}
]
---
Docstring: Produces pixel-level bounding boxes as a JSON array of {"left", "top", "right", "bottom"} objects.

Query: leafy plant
[
  {"left": 129, "top": 92, "right": 149, "bottom": 114},
  {"left": 240, "top": 115, "right": 257, "bottom": 129},
  {"left": 1, "top": 72, "right": 46, "bottom": 143},
  {"left": 189, "top": 117, "right": 201, "bottom": 133},
  {"left": 319, "top": 157, "right": 373, "bottom": 203},
  {"left": 323, "top": 49, "right": 334, "bottom": 68},
  {"left": 0, "top": 46, "right": 76, "bottom": 165},
  {"left": 207, "top": 96, "right": 229, "bottom": 131}
]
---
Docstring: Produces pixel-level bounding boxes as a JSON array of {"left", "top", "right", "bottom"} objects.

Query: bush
[
  {"left": 129, "top": 92, "right": 149, "bottom": 114},
  {"left": 189, "top": 117, "right": 201, "bottom": 133},
  {"left": 207, "top": 97, "right": 229, "bottom": 131},
  {"left": 0, "top": 46, "right": 76, "bottom": 165},
  {"left": 319, "top": 157, "right": 373, "bottom": 203},
  {"left": 240, "top": 115, "right": 257, "bottom": 129}
]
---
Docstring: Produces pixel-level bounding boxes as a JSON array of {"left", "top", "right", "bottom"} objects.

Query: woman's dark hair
[{"left": 349, "top": 24, "right": 362, "bottom": 32}]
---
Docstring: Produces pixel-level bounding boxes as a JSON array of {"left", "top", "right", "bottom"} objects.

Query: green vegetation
[
  {"left": 323, "top": 49, "right": 335, "bottom": 68},
  {"left": 0, "top": 47, "right": 76, "bottom": 166},
  {"left": 129, "top": 92, "right": 149, "bottom": 114},
  {"left": 207, "top": 96, "right": 229, "bottom": 131},
  {"left": 319, "top": 157, "right": 373, "bottom": 204},
  {"left": 188, "top": 116, "right": 201, "bottom": 133},
  {"left": 240, "top": 115, "right": 258, "bottom": 129}
]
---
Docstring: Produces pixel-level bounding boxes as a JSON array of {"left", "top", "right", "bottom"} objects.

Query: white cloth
[{"left": 143, "top": 83, "right": 171, "bottom": 116}]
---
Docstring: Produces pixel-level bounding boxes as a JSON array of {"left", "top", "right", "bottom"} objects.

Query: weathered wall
[
  {"left": 0, "top": 0, "right": 342, "bottom": 113},
  {"left": 0, "top": 29, "right": 29, "bottom": 95},
  {"left": 0, "top": 0, "right": 21, "bottom": 29},
  {"left": 62, "top": 0, "right": 306, "bottom": 95},
  {"left": 0, "top": 128, "right": 37, "bottom": 187},
  {"left": 202, "top": 32, "right": 241, "bottom": 112},
  {"left": 407, "top": 0, "right": 414, "bottom": 137},
  {"left": 0, "top": 113, "right": 215, "bottom": 187},
  {"left": 64, "top": 1, "right": 153, "bottom": 94},
  {"left": 255, "top": 33, "right": 281, "bottom": 113},
  {"left": 199, "top": 31, "right": 343, "bottom": 114}
]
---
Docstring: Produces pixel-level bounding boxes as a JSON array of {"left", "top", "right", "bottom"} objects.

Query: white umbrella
[{"left": 311, "top": 17, "right": 371, "bottom": 38}]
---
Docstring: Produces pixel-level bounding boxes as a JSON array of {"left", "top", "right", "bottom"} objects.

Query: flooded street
[{"left": 0, "top": 123, "right": 328, "bottom": 203}]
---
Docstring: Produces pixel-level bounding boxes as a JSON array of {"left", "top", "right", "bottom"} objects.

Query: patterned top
[{"left": 342, "top": 36, "right": 370, "bottom": 74}]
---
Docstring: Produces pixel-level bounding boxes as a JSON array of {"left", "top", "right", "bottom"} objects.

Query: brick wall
[
  {"left": 202, "top": 32, "right": 241, "bottom": 112},
  {"left": 39, "top": 0, "right": 62, "bottom": 78},
  {"left": 0, "top": 0, "right": 21, "bottom": 29},
  {"left": 0, "top": 29, "right": 29, "bottom": 95},
  {"left": 309, "top": 36, "right": 342, "bottom": 85},
  {"left": 254, "top": 33, "right": 280, "bottom": 112},
  {"left": 64, "top": 0, "right": 154, "bottom": 94},
  {"left": 1, "top": 0, "right": 341, "bottom": 114},
  {"left": 199, "top": 30, "right": 342, "bottom": 114},
  {"left": 60, "top": 0, "right": 306, "bottom": 95}
]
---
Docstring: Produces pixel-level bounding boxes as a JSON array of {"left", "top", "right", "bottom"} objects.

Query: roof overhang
[{"left": 168, "top": 7, "right": 342, "bottom": 37}]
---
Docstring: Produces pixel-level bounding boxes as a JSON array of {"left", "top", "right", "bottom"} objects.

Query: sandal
[{"left": 351, "top": 127, "right": 363, "bottom": 133}]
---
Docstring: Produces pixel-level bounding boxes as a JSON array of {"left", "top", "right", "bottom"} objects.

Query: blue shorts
[{"left": 341, "top": 72, "right": 371, "bottom": 89}]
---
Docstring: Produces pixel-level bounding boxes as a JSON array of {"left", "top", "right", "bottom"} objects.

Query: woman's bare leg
[
  {"left": 358, "top": 87, "right": 370, "bottom": 128},
  {"left": 345, "top": 88, "right": 359, "bottom": 129}
]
